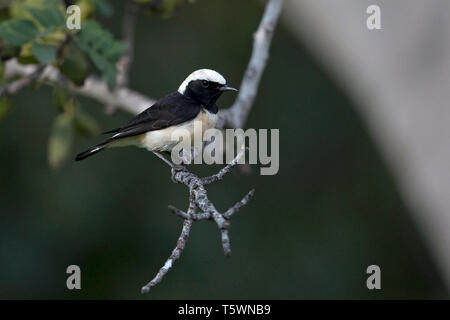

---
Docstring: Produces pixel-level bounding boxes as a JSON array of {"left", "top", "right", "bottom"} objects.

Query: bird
[{"left": 75, "top": 69, "right": 237, "bottom": 162}]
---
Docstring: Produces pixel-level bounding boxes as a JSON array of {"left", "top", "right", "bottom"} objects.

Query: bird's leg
[{"left": 152, "top": 151, "right": 186, "bottom": 171}]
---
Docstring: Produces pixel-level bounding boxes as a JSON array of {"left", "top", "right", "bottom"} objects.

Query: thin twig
[
  {"left": 2, "top": 0, "right": 282, "bottom": 120},
  {"left": 3, "top": 59, "right": 154, "bottom": 115},
  {"left": 141, "top": 147, "right": 255, "bottom": 292},
  {"left": 0, "top": 64, "right": 45, "bottom": 97},
  {"left": 168, "top": 205, "right": 210, "bottom": 221},
  {"left": 108, "top": 1, "right": 139, "bottom": 114},
  {"left": 139, "top": 0, "right": 283, "bottom": 293},
  {"left": 152, "top": 151, "right": 178, "bottom": 169},
  {"left": 218, "top": 0, "right": 283, "bottom": 129},
  {"left": 117, "top": 0, "right": 138, "bottom": 89},
  {"left": 141, "top": 217, "right": 193, "bottom": 293},
  {"left": 0, "top": 0, "right": 282, "bottom": 294},
  {"left": 201, "top": 146, "right": 247, "bottom": 185},
  {"left": 224, "top": 189, "right": 255, "bottom": 219}
]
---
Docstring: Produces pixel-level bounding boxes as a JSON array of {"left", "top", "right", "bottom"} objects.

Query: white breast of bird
[{"left": 140, "top": 109, "right": 218, "bottom": 152}]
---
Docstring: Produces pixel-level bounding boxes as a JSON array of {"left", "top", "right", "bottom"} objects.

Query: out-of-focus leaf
[
  {"left": 59, "top": 43, "right": 89, "bottom": 86},
  {"left": 92, "top": 0, "right": 113, "bottom": 17},
  {"left": 31, "top": 42, "right": 56, "bottom": 64},
  {"left": 18, "top": 42, "right": 38, "bottom": 64},
  {"left": 53, "top": 86, "right": 68, "bottom": 112},
  {"left": 74, "top": 105, "right": 101, "bottom": 136},
  {"left": 0, "top": 37, "right": 19, "bottom": 61},
  {"left": 48, "top": 112, "right": 74, "bottom": 169},
  {"left": 0, "top": 97, "right": 11, "bottom": 120},
  {"left": 9, "top": 0, "right": 50, "bottom": 19},
  {"left": 139, "top": 0, "right": 187, "bottom": 18},
  {"left": 0, "top": 19, "right": 38, "bottom": 46},
  {"left": 10, "top": 0, "right": 62, "bottom": 19},
  {"left": 76, "top": 0, "right": 94, "bottom": 20},
  {"left": 74, "top": 20, "right": 125, "bottom": 90},
  {"left": 27, "top": 6, "right": 65, "bottom": 29}
]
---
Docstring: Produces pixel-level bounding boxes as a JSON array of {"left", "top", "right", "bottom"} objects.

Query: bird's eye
[{"left": 202, "top": 80, "right": 209, "bottom": 88}]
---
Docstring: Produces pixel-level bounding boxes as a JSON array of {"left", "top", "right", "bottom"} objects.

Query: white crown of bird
[{"left": 178, "top": 69, "right": 226, "bottom": 94}]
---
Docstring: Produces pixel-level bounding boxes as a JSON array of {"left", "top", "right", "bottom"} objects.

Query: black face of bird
[{"left": 185, "top": 80, "right": 237, "bottom": 107}]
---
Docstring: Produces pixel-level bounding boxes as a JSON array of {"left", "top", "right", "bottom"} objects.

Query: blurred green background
[{"left": 0, "top": 0, "right": 448, "bottom": 299}]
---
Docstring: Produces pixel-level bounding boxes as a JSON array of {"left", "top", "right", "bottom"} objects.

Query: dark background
[{"left": 0, "top": 0, "right": 447, "bottom": 299}]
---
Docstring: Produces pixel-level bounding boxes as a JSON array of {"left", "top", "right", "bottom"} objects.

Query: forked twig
[{"left": 141, "top": 149, "right": 254, "bottom": 293}]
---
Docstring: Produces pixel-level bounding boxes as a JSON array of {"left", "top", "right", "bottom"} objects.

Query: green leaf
[
  {"left": 31, "top": 42, "right": 56, "bottom": 64},
  {"left": 53, "top": 87, "right": 69, "bottom": 112},
  {"left": 92, "top": 0, "right": 114, "bottom": 17},
  {"left": 10, "top": 0, "right": 60, "bottom": 19},
  {"left": 74, "top": 105, "right": 101, "bottom": 136},
  {"left": 27, "top": 6, "right": 65, "bottom": 29},
  {"left": 48, "top": 112, "right": 74, "bottom": 169},
  {"left": 0, "top": 19, "right": 38, "bottom": 46},
  {"left": 59, "top": 43, "right": 89, "bottom": 85},
  {"left": 74, "top": 20, "right": 125, "bottom": 90}
]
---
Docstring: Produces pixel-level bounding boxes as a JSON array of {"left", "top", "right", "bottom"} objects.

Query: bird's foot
[{"left": 172, "top": 163, "right": 187, "bottom": 172}]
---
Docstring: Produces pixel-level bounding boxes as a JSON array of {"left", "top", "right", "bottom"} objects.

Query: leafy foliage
[
  {"left": 49, "top": 88, "right": 100, "bottom": 168},
  {"left": 0, "top": 0, "right": 194, "bottom": 169},
  {"left": 58, "top": 42, "right": 89, "bottom": 85},
  {"left": 74, "top": 105, "right": 101, "bottom": 137},
  {"left": 91, "top": 0, "right": 114, "bottom": 17},
  {"left": 0, "top": 0, "right": 132, "bottom": 169},
  {"left": 0, "top": 0, "right": 124, "bottom": 90},
  {"left": 74, "top": 20, "right": 125, "bottom": 90},
  {"left": 0, "top": 19, "right": 38, "bottom": 46},
  {"left": 0, "top": 1, "right": 65, "bottom": 67},
  {"left": 31, "top": 42, "right": 57, "bottom": 64},
  {"left": 27, "top": 6, "right": 65, "bottom": 29}
]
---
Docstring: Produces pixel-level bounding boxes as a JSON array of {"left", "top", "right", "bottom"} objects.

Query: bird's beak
[{"left": 220, "top": 85, "right": 238, "bottom": 92}]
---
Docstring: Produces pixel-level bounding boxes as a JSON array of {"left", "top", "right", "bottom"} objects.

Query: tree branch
[
  {"left": 0, "top": 64, "right": 45, "bottom": 97},
  {"left": 201, "top": 146, "right": 247, "bottom": 185},
  {"left": 107, "top": 0, "right": 140, "bottom": 114},
  {"left": 218, "top": 0, "right": 283, "bottom": 129},
  {"left": 117, "top": 0, "right": 138, "bottom": 89},
  {"left": 1, "top": 0, "right": 282, "bottom": 120},
  {"left": 141, "top": 0, "right": 283, "bottom": 292},
  {"left": 141, "top": 148, "right": 255, "bottom": 293},
  {"left": 3, "top": 59, "right": 153, "bottom": 114},
  {"left": 0, "top": 0, "right": 283, "bottom": 294},
  {"left": 141, "top": 214, "right": 194, "bottom": 293}
]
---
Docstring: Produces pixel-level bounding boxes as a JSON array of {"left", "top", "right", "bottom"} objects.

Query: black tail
[
  {"left": 102, "top": 128, "right": 120, "bottom": 134},
  {"left": 75, "top": 144, "right": 106, "bottom": 161}
]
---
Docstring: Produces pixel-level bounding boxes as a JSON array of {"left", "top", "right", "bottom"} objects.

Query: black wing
[{"left": 106, "top": 92, "right": 201, "bottom": 140}]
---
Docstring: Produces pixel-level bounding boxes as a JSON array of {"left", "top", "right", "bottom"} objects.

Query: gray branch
[
  {"left": 3, "top": 59, "right": 154, "bottom": 115},
  {"left": 218, "top": 0, "right": 283, "bottom": 129},
  {"left": 107, "top": 1, "right": 140, "bottom": 114},
  {"left": 0, "top": 0, "right": 283, "bottom": 294},
  {"left": 117, "top": 0, "right": 138, "bottom": 89},
  {"left": 141, "top": 149, "right": 255, "bottom": 293},
  {"left": 141, "top": 214, "right": 194, "bottom": 293},
  {"left": 201, "top": 146, "right": 247, "bottom": 185},
  {"left": 0, "top": 64, "right": 45, "bottom": 97},
  {"left": 140, "top": 0, "right": 283, "bottom": 292},
  {"left": 170, "top": 161, "right": 252, "bottom": 256},
  {"left": 1, "top": 0, "right": 283, "bottom": 122},
  {"left": 224, "top": 189, "right": 255, "bottom": 219}
]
